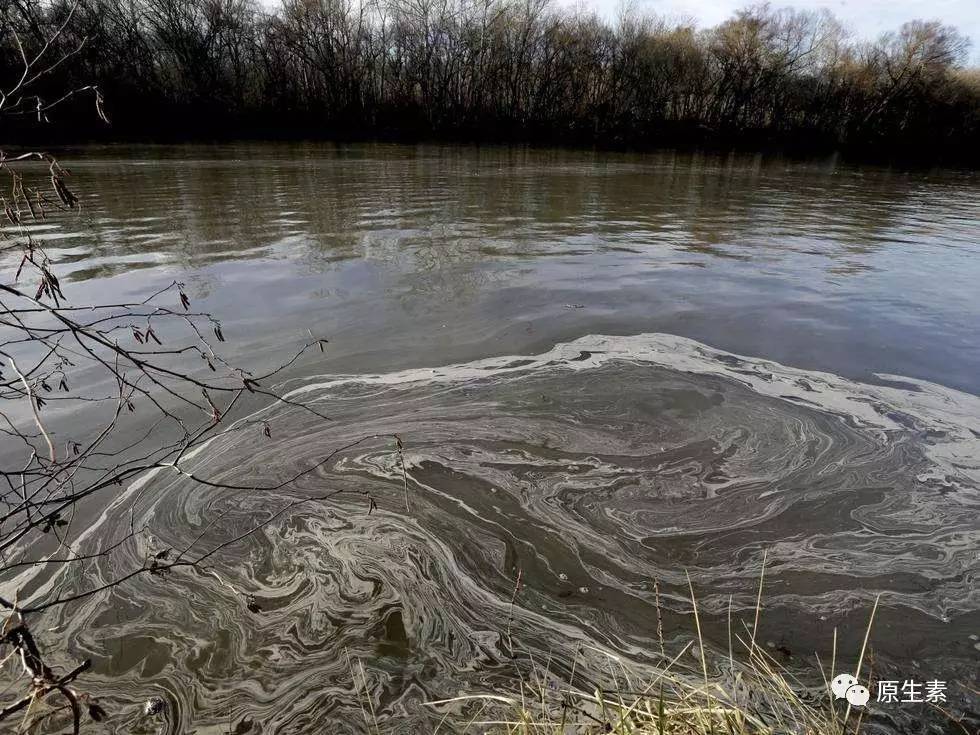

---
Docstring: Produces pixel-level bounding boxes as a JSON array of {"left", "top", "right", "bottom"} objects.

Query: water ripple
[{"left": 18, "top": 333, "right": 978, "bottom": 732}]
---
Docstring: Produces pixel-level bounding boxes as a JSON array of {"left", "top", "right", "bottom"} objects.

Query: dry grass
[{"left": 425, "top": 564, "right": 882, "bottom": 735}]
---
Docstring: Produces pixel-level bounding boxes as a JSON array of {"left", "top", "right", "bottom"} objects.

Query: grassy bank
[{"left": 421, "top": 573, "right": 958, "bottom": 734}]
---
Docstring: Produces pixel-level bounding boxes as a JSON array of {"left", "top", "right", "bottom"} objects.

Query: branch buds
[
  {"left": 34, "top": 266, "right": 65, "bottom": 304},
  {"left": 50, "top": 171, "right": 77, "bottom": 208}
]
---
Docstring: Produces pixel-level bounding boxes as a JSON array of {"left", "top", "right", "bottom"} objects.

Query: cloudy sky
[{"left": 562, "top": 0, "right": 980, "bottom": 61}]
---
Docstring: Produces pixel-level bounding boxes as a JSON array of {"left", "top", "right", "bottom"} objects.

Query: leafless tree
[{"left": 15, "top": 0, "right": 972, "bottom": 154}]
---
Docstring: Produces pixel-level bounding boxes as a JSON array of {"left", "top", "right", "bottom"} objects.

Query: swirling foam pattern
[{"left": 25, "top": 334, "right": 980, "bottom": 732}]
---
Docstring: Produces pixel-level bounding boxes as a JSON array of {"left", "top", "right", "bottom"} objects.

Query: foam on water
[{"left": 17, "top": 334, "right": 980, "bottom": 732}]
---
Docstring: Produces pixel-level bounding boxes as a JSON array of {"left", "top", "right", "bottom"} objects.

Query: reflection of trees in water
[
  {"left": 38, "top": 145, "right": 977, "bottom": 291},
  {"left": 394, "top": 238, "right": 508, "bottom": 313}
]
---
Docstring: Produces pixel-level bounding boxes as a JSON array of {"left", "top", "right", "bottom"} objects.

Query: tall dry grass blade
[
  {"left": 726, "top": 594, "right": 734, "bottom": 671},
  {"left": 345, "top": 648, "right": 371, "bottom": 733},
  {"left": 686, "top": 570, "right": 713, "bottom": 734},
  {"left": 358, "top": 658, "right": 380, "bottom": 734},
  {"left": 686, "top": 572, "right": 710, "bottom": 689},
  {"left": 749, "top": 548, "right": 767, "bottom": 660},
  {"left": 842, "top": 594, "right": 880, "bottom": 731},
  {"left": 655, "top": 577, "right": 666, "bottom": 660},
  {"left": 854, "top": 594, "right": 880, "bottom": 680}
]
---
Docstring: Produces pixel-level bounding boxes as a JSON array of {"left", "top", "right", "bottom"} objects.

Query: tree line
[{"left": 2, "top": 0, "right": 979, "bottom": 159}]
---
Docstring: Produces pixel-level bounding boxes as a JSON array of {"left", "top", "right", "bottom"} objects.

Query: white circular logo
[
  {"left": 831, "top": 673, "right": 858, "bottom": 699},
  {"left": 845, "top": 684, "right": 870, "bottom": 707}
]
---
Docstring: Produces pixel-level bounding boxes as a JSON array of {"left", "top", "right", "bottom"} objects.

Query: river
[{"left": 7, "top": 143, "right": 980, "bottom": 733}]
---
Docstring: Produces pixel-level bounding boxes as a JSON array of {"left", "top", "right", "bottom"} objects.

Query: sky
[{"left": 563, "top": 0, "right": 980, "bottom": 62}]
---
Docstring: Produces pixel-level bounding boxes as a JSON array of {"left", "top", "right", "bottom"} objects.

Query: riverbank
[{"left": 4, "top": 1, "right": 978, "bottom": 166}]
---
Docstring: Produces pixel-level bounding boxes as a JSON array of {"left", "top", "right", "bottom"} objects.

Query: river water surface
[{"left": 7, "top": 144, "right": 980, "bottom": 733}]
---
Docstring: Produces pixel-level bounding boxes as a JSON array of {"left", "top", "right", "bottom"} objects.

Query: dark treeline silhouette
[{"left": 2, "top": 0, "right": 979, "bottom": 159}]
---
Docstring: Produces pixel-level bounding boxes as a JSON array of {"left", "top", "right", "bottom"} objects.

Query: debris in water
[{"left": 143, "top": 696, "right": 166, "bottom": 716}]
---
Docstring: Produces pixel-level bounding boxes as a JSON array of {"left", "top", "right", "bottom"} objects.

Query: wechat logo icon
[{"left": 831, "top": 674, "right": 870, "bottom": 707}]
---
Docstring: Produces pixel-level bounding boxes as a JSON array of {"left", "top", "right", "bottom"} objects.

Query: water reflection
[
  {"left": 29, "top": 144, "right": 975, "bottom": 282},
  {"left": 4, "top": 142, "right": 980, "bottom": 733},
  {"left": 10, "top": 143, "right": 972, "bottom": 399},
  {"left": 42, "top": 334, "right": 980, "bottom": 734}
]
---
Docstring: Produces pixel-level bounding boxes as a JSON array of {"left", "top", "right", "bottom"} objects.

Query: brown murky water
[{"left": 4, "top": 143, "right": 979, "bottom": 733}]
